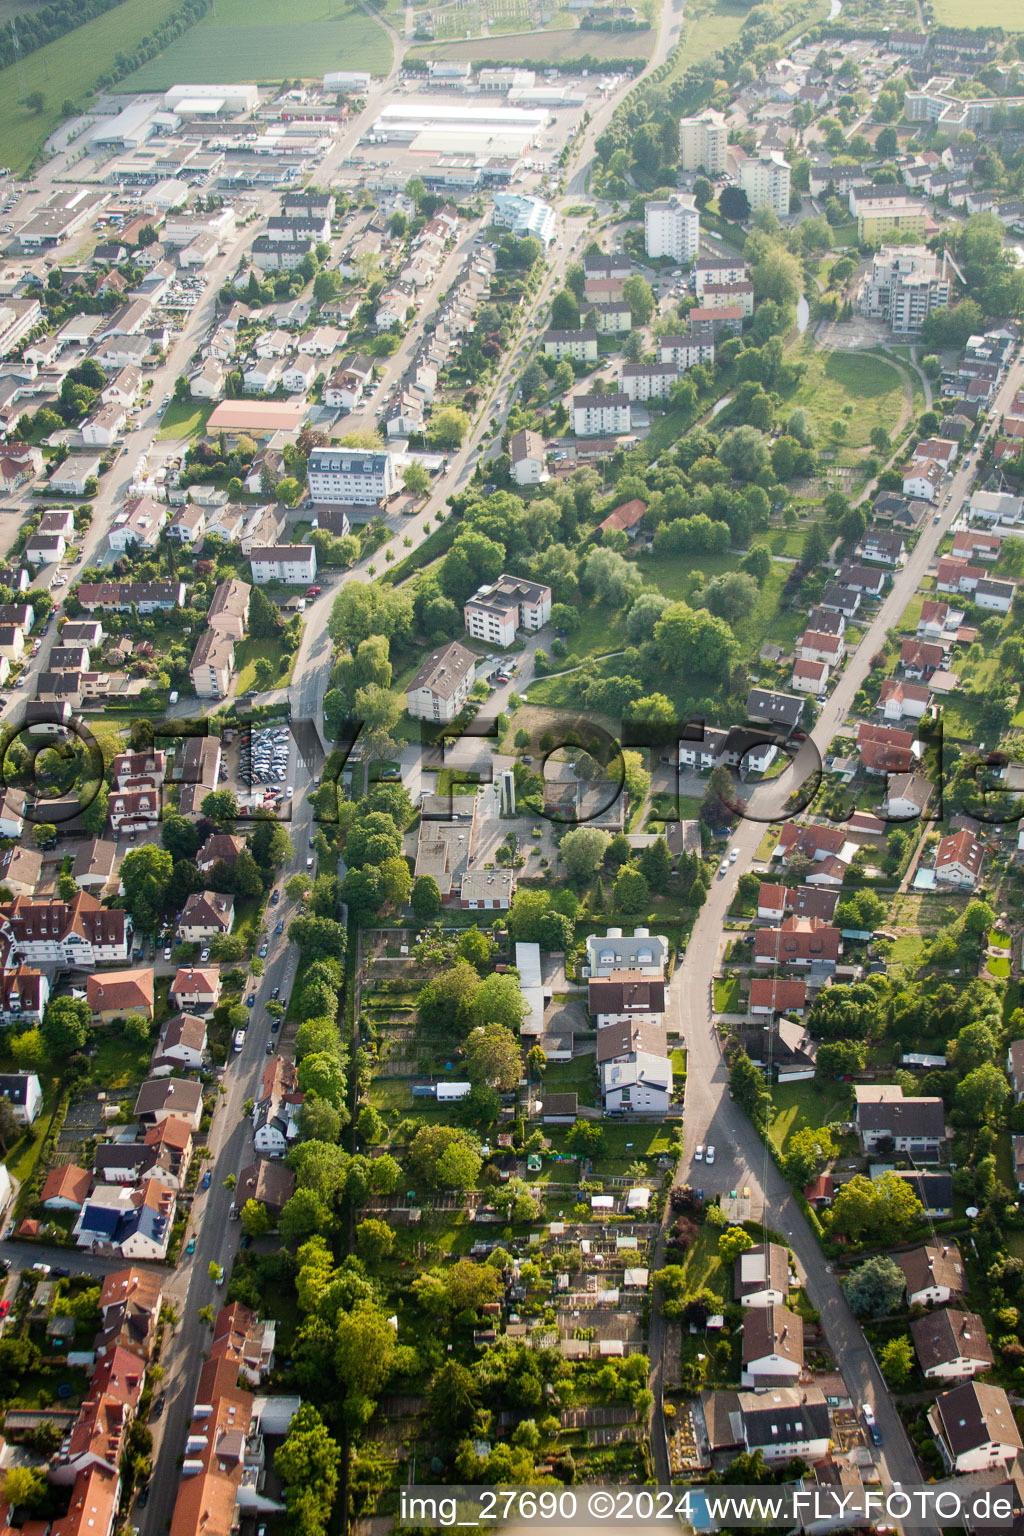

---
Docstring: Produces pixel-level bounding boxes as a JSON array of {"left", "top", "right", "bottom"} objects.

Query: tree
[
  {"left": 248, "top": 585, "right": 283, "bottom": 639},
  {"left": 403, "top": 461, "right": 430, "bottom": 499},
  {"left": 954, "top": 1062, "right": 1010, "bottom": 1126},
  {"left": 200, "top": 789, "right": 238, "bottom": 825},
  {"left": 32, "top": 823, "right": 56, "bottom": 849},
  {"left": 560, "top": 826, "right": 610, "bottom": 882},
  {"left": 694, "top": 176, "right": 713, "bottom": 208},
  {"left": 465, "top": 1023, "right": 521, "bottom": 1091},
  {"left": 949, "top": 1021, "right": 998, "bottom": 1074},
  {"left": 411, "top": 874, "right": 442, "bottom": 921},
  {"left": 783, "top": 1125, "right": 835, "bottom": 1188},
  {"left": 718, "top": 425, "right": 770, "bottom": 482},
  {"left": 623, "top": 275, "right": 656, "bottom": 327},
  {"left": 25, "top": 91, "right": 45, "bottom": 114},
  {"left": 418, "top": 961, "right": 480, "bottom": 1032},
  {"left": 240, "top": 1199, "right": 272, "bottom": 1237},
  {"left": 614, "top": 866, "right": 649, "bottom": 913},
  {"left": 119, "top": 845, "right": 173, "bottom": 931},
  {"left": 429, "top": 1361, "right": 480, "bottom": 1434},
  {"left": 42, "top": 995, "right": 90, "bottom": 1057},
  {"left": 879, "top": 1335, "right": 914, "bottom": 1389},
  {"left": 275, "top": 1404, "right": 340, "bottom": 1536},
  {"left": 356, "top": 1218, "right": 395, "bottom": 1264},
  {"left": 409, "top": 1125, "right": 482, "bottom": 1189},
  {"left": 429, "top": 407, "right": 470, "bottom": 450},
  {"left": 550, "top": 289, "right": 580, "bottom": 329},
  {"left": 842, "top": 1255, "right": 905, "bottom": 1319},
  {"left": 470, "top": 972, "right": 528, "bottom": 1035},
  {"left": 3, "top": 1467, "right": 47, "bottom": 1513},
  {"left": 719, "top": 185, "right": 751, "bottom": 221},
  {"left": 718, "top": 1227, "right": 754, "bottom": 1264},
  {"left": 639, "top": 837, "right": 672, "bottom": 892},
  {"left": 827, "top": 1173, "right": 924, "bottom": 1246}
]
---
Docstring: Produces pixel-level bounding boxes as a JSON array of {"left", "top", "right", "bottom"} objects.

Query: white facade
[
  {"left": 572, "top": 394, "right": 631, "bottom": 436},
  {"left": 307, "top": 447, "right": 393, "bottom": 505},
  {"left": 739, "top": 153, "right": 791, "bottom": 217},
  {"left": 249, "top": 546, "right": 317, "bottom": 585},
  {"left": 644, "top": 194, "right": 699, "bottom": 261}
]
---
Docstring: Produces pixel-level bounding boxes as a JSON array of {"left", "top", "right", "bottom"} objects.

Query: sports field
[
  {"left": 0, "top": 0, "right": 184, "bottom": 170},
  {"left": 124, "top": 0, "right": 392, "bottom": 87}
]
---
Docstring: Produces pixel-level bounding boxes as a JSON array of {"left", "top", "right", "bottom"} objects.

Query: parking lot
[{"left": 231, "top": 724, "right": 295, "bottom": 806}]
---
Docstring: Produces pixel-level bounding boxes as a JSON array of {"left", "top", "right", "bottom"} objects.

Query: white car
[
  {"left": 163, "top": 947, "right": 171, "bottom": 961},
  {"left": 200, "top": 947, "right": 210, "bottom": 962},
  {"left": 694, "top": 1145, "right": 704, "bottom": 1161},
  {"left": 705, "top": 1145, "right": 716, "bottom": 1165},
  {"left": 729, "top": 849, "right": 738, "bottom": 863},
  {"left": 719, "top": 859, "right": 728, "bottom": 876}
]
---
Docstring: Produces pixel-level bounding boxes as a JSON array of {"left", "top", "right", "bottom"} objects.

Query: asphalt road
[{"left": 647, "top": 342, "right": 1024, "bottom": 1492}]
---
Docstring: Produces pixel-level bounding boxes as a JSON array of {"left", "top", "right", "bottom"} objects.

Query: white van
[{"left": 233, "top": 1029, "right": 245, "bottom": 1053}]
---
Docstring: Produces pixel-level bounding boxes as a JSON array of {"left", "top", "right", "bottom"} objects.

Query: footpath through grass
[{"left": 125, "top": 0, "right": 392, "bottom": 85}]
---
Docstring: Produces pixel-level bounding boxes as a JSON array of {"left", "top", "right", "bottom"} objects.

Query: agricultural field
[
  {"left": 931, "top": 0, "right": 1023, "bottom": 24},
  {"left": 125, "top": 0, "right": 392, "bottom": 88},
  {"left": 406, "top": 23, "right": 657, "bottom": 62},
  {"left": 0, "top": 0, "right": 185, "bottom": 171}
]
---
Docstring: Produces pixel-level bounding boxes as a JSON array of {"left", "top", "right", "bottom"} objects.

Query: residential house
[
  {"left": 509, "top": 428, "right": 547, "bottom": 487},
  {"left": 405, "top": 639, "right": 476, "bottom": 723},
  {"left": 197, "top": 833, "right": 245, "bottom": 874},
  {"left": 86, "top": 970, "right": 155, "bottom": 1023},
  {"left": 178, "top": 891, "right": 234, "bottom": 943},
  {"left": 881, "top": 770, "right": 932, "bottom": 819},
  {"left": 133, "top": 1078, "right": 203, "bottom": 1133},
  {"left": 739, "top": 1388, "right": 830, "bottom": 1464},
  {"left": 0, "top": 892, "right": 129, "bottom": 967},
  {"left": 151, "top": 1014, "right": 207, "bottom": 1075},
  {"left": 601, "top": 1051, "right": 672, "bottom": 1113},
  {"left": 936, "top": 828, "right": 983, "bottom": 887},
  {"left": 754, "top": 917, "right": 840, "bottom": 971},
  {"left": 542, "top": 329, "right": 598, "bottom": 362},
  {"left": 912, "top": 1310, "right": 994, "bottom": 1381},
  {"left": 249, "top": 545, "right": 316, "bottom": 586},
  {"left": 748, "top": 977, "right": 807, "bottom": 1017},
  {"left": 586, "top": 928, "right": 668, "bottom": 977},
  {"left": 741, "top": 1304, "right": 804, "bottom": 1387},
  {"left": 791, "top": 657, "right": 828, "bottom": 694},
  {"left": 596, "top": 1017, "right": 666, "bottom": 1065},
  {"left": 857, "top": 722, "right": 917, "bottom": 776},
  {"left": 41, "top": 1163, "right": 92, "bottom": 1211},
  {"left": 169, "top": 967, "right": 221, "bottom": 1013},
  {"left": 929, "top": 1383, "right": 1022, "bottom": 1474},
  {"left": 252, "top": 1056, "right": 303, "bottom": 1157},
  {"left": 464, "top": 573, "right": 551, "bottom": 647},
  {"left": 588, "top": 972, "right": 665, "bottom": 1027},
  {"left": 0, "top": 1072, "right": 42, "bottom": 1125},
  {"left": 572, "top": 393, "right": 631, "bottom": 437},
  {"left": 231, "top": 1160, "right": 295, "bottom": 1222},
  {"left": 734, "top": 1243, "right": 791, "bottom": 1308},
  {"left": 96, "top": 1267, "right": 163, "bottom": 1360},
  {"left": 856, "top": 1084, "right": 947, "bottom": 1160}
]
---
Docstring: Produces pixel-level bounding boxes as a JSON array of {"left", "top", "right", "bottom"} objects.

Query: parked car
[
  {"left": 201, "top": 1171, "right": 211, "bottom": 1190},
  {"left": 246, "top": 992, "right": 256, "bottom": 1008},
  {"left": 705, "top": 1145, "right": 716, "bottom": 1164},
  {"left": 185, "top": 1236, "right": 196, "bottom": 1254}
]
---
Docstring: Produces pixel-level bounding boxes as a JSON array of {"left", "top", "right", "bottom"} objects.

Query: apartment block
[{"left": 464, "top": 573, "right": 552, "bottom": 647}]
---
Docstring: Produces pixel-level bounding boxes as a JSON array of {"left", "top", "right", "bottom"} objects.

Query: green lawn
[
  {"left": 0, "top": 0, "right": 186, "bottom": 171},
  {"left": 406, "top": 25, "right": 657, "bottom": 64},
  {"left": 125, "top": 0, "right": 392, "bottom": 85},
  {"left": 235, "top": 638, "right": 298, "bottom": 694},
  {"left": 663, "top": 0, "right": 749, "bottom": 86},
  {"left": 783, "top": 345, "right": 907, "bottom": 457},
  {"left": 767, "top": 1080, "right": 850, "bottom": 1158},
  {"left": 157, "top": 399, "right": 215, "bottom": 441}
]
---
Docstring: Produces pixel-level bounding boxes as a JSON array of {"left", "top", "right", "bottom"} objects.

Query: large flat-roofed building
[
  {"left": 464, "top": 573, "right": 552, "bottom": 646},
  {"left": 370, "top": 101, "right": 546, "bottom": 154},
  {"left": 163, "top": 83, "right": 258, "bottom": 115},
  {"left": 205, "top": 400, "right": 306, "bottom": 442},
  {"left": 89, "top": 98, "right": 159, "bottom": 150},
  {"left": 405, "top": 640, "right": 476, "bottom": 722},
  {"left": 644, "top": 193, "right": 699, "bottom": 261},
  {"left": 323, "top": 71, "right": 372, "bottom": 92},
  {"left": 859, "top": 246, "right": 961, "bottom": 334},
  {"left": 678, "top": 111, "right": 728, "bottom": 173},
  {"left": 18, "top": 189, "right": 110, "bottom": 248},
  {"left": 307, "top": 446, "right": 393, "bottom": 505},
  {"left": 854, "top": 196, "right": 927, "bottom": 243}
]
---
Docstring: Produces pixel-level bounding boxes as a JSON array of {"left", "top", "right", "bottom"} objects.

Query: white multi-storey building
[
  {"left": 644, "top": 193, "right": 699, "bottom": 261},
  {"left": 739, "top": 152, "right": 791, "bottom": 217},
  {"left": 405, "top": 640, "right": 476, "bottom": 722},
  {"left": 572, "top": 393, "right": 631, "bottom": 436},
  {"left": 249, "top": 546, "right": 317, "bottom": 586},
  {"left": 678, "top": 111, "right": 728, "bottom": 173},
  {"left": 464, "top": 574, "right": 552, "bottom": 647},
  {"left": 307, "top": 447, "right": 394, "bottom": 505}
]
